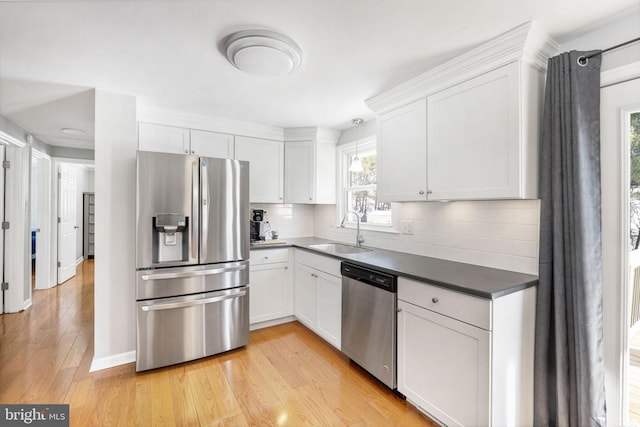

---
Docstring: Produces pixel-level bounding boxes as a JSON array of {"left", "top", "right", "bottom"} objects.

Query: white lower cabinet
[
  {"left": 398, "top": 299, "right": 490, "bottom": 426},
  {"left": 249, "top": 249, "right": 291, "bottom": 325},
  {"left": 294, "top": 250, "right": 341, "bottom": 350},
  {"left": 398, "top": 277, "right": 535, "bottom": 427}
]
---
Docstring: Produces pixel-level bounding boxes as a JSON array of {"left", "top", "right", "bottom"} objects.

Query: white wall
[{"left": 92, "top": 90, "right": 137, "bottom": 370}]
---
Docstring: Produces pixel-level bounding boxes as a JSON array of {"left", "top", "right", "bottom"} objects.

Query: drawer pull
[{"left": 432, "top": 297, "right": 439, "bottom": 304}]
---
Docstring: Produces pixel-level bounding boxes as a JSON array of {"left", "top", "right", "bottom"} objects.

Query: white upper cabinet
[
  {"left": 377, "top": 99, "right": 428, "bottom": 202},
  {"left": 284, "top": 141, "right": 314, "bottom": 203},
  {"left": 139, "top": 123, "right": 236, "bottom": 158},
  {"left": 234, "top": 135, "right": 284, "bottom": 203},
  {"left": 427, "top": 62, "right": 526, "bottom": 200},
  {"left": 138, "top": 122, "right": 190, "bottom": 154},
  {"left": 190, "top": 129, "right": 234, "bottom": 158},
  {"left": 283, "top": 128, "right": 339, "bottom": 204},
  {"left": 366, "top": 22, "right": 557, "bottom": 202}
]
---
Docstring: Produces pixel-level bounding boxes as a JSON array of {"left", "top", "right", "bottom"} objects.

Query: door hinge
[
  {"left": 1, "top": 283, "right": 8, "bottom": 291},
  {"left": 58, "top": 171, "right": 61, "bottom": 179},
  {"left": 2, "top": 160, "right": 10, "bottom": 169},
  {"left": 57, "top": 261, "right": 61, "bottom": 268},
  {"left": 1, "top": 221, "right": 9, "bottom": 230},
  {"left": 57, "top": 217, "right": 61, "bottom": 224}
]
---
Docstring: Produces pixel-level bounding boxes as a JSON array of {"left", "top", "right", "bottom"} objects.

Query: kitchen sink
[{"left": 308, "top": 243, "right": 372, "bottom": 255}]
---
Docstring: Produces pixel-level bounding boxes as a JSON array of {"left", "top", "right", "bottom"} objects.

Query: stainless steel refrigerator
[{"left": 135, "top": 151, "right": 250, "bottom": 371}]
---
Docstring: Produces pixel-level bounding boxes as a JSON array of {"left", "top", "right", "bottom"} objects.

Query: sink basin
[{"left": 308, "top": 243, "right": 372, "bottom": 255}]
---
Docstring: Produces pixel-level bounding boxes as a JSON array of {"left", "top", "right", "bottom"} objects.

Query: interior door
[
  {"left": 33, "top": 151, "right": 52, "bottom": 290},
  {"left": 0, "top": 145, "right": 4, "bottom": 312},
  {"left": 57, "top": 163, "right": 77, "bottom": 284}
]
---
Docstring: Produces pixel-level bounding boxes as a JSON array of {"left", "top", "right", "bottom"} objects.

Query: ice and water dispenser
[{"left": 152, "top": 213, "right": 189, "bottom": 263}]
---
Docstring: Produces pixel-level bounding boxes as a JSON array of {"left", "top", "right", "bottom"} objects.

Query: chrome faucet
[{"left": 341, "top": 210, "right": 365, "bottom": 247}]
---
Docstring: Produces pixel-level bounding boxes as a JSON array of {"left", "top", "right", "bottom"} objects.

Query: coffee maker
[{"left": 250, "top": 209, "right": 269, "bottom": 242}]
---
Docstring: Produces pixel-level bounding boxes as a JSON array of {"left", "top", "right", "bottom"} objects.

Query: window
[{"left": 338, "top": 137, "right": 396, "bottom": 231}]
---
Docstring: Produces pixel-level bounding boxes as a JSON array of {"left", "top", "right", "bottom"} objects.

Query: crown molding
[
  {"left": 366, "top": 21, "right": 558, "bottom": 115},
  {"left": 137, "top": 106, "right": 284, "bottom": 141},
  {"left": 283, "top": 126, "right": 340, "bottom": 144}
]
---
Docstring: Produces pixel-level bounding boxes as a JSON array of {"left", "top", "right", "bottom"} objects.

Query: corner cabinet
[
  {"left": 234, "top": 136, "right": 284, "bottom": 203},
  {"left": 284, "top": 140, "right": 336, "bottom": 204},
  {"left": 397, "top": 277, "right": 535, "bottom": 426},
  {"left": 377, "top": 99, "right": 428, "bottom": 202},
  {"left": 283, "top": 127, "right": 339, "bottom": 204},
  {"left": 293, "top": 250, "right": 341, "bottom": 349}
]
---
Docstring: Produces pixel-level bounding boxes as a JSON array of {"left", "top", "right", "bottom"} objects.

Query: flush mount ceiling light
[
  {"left": 61, "top": 128, "right": 86, "bottom": 135},
  {"left": 224, "top": 29, "right": 302, "bottom": 77}
]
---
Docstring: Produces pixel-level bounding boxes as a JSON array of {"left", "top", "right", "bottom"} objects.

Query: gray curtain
[{"left": 534, "top": 51, "right": 606, "bottom": 426}]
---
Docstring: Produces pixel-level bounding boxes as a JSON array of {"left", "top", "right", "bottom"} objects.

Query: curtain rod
[{"left": 578, "top": 36, "right": 640, "bottom": 65}]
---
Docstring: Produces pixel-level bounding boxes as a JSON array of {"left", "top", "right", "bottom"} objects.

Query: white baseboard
[
  {"left": 76, "top": 257, "right": 85, "bottom": 266},
  {"left": 249, "top": 315, "right": 295, "bottom": 331},
  {"left": 90, "top": 350, "right": 136, "bottom": 372}
]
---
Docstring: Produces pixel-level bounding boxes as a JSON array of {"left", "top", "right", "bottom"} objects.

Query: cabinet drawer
[
  {"left": 398, "top": 277, "right": 491, "bottom": 330},
  {"left": 295, "top": 249, "right": 340, "bottom": 277},
  {"left": 250, "top": 248, "right": 289, "bottom": 266}
]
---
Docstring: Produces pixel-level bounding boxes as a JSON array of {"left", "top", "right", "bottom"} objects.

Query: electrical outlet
[{"left": 401, "top": 220, "right": 413, "bottom": 235}]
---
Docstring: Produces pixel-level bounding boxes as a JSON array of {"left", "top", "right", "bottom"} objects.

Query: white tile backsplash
[
  {"left": 251, "top": 200, "right": 540, "bottom": 275},
  {"left": 313, "top": 200, "right": 540, "bottom": 275},
  {"left": 251, "top": 203, "right": 315, "bottom": 238}
]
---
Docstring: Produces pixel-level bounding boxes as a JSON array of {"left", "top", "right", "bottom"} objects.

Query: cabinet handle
[
  {"left": 264, "top": 256, "right": 269, "bottom": 260},
  {"left": 396, "top": 307, "right": 402, "bottom": 313},
  {"left": 432, "top": 297, "right": 439, "bottom": 304},
  {"left": 184, "top": 150, "right": 189, "bottom": 154},
  {"left": 309, "top": 198, "right": 312, "bottom": 201},
  {"left": 427, "top": 190, "right": 433, "bottom": 195},
  {"left": 419, "top": 190, "right": 425, "bottom": 195}
]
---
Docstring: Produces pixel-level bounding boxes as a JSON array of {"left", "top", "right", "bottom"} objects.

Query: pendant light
[{"left": 349, "top": 118, "right": 364, "bottom": 173}]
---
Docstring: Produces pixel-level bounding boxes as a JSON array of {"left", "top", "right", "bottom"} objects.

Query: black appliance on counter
[{"left": 250, "top": 209, "right": 269, "bottom": 241}]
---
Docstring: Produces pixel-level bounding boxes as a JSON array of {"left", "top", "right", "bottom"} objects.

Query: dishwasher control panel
[{"left": 341, "top": 262, "right": 397, "bottom": 292}]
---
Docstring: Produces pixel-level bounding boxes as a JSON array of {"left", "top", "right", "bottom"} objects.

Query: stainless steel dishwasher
[{"left": 341, "top": 261, "right": 397, "bottom": 389}]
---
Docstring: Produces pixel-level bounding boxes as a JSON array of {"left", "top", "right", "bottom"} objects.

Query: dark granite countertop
[{"left": 251, "top": 237, "right": 538, "bottom": 300}]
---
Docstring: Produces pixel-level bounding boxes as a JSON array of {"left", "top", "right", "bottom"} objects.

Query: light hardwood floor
[{"left": 0, "top": 260, "right": 437, "bottom": 426}]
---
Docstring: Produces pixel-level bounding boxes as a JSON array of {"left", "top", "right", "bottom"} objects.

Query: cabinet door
[
  {"left": 427, "top": 62, "right": 520, "bottom": 200},
  {"left": 191, "top": 130, "right": 234, "bottom": 158},
  {"left": 138, "top": 123, "right": 190, "bottom": 154},
  {"left": 377, "top": 99, "right": 428, "bottom": 202},
  {"left": 315, "top": 271, "right": 341, "bottom": 350},
  {"left": 284, "top": 141, "right": 314, "bottom": 204},
  {"left": 294, "top": 263, "right": 317, "bottom": 328},
  {"left": 235, "top": 136, "right": 284, "bottom": 203},
  {"left": 397, "top": 299, "right": 490, "bottom": 426},
  {"left": 249, "top": 263, "right": 288, "bottom": 324}
]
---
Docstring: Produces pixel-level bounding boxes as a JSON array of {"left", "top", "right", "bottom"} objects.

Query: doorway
[
  {"left": 601, "top": 77, "right": 640, "bottom": 427},
  {"left": 30, "top": 149, "right": 52, "bottom": 290}
]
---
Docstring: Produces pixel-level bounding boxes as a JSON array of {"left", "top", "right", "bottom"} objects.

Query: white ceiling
[{"left": 0, "top": 0, "right": 637, "bottom": 149}]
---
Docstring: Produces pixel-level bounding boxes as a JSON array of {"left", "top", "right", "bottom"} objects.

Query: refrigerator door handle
[
  {"left": 192, "top": 161, "right": 199, "bottom": 261},
  {"left": 200, "top": 159, "right": 209, "bottom": 262},
  {"left": 141, "top": 289, "right": 247, "bottom": 312},
  {"left": 140, "top": 264, "right": 247, "bottom": 281}
]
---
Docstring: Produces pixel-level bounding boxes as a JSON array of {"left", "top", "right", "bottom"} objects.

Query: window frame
[{"left": 336, "top": 137, "right": 398, "bottom": 233}]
